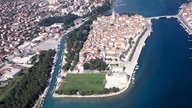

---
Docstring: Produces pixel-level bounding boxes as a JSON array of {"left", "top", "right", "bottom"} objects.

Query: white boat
[
  {"left": 135, "top": 65, "right": 139, "bottom": 70},
  {"left": 132, "top": 81, "right": 135, "bottom": 84},
  {"left": 131, "top": 76, "right": 135, "bottom": 84}
]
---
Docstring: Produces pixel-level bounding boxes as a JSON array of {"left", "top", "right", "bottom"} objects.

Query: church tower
[
  {"left": 110, "top": 9, "right": 116, "bottom": 24},
  {"left": 111, "top": 9, "right": 116, "bottom": 20}
]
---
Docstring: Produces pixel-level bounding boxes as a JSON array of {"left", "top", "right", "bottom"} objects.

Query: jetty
[
  {"left": 146, "top": 15, "right": 178, "bottom": 20},
  {"left": 146, "top": 13, "right": 192, "bottom": 35}
]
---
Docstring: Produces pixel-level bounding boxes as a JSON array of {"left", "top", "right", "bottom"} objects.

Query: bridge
[{"left": 146, "top": 15, "right": 178, "bottom": 20}]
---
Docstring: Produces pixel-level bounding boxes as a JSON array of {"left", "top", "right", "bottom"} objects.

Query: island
[
  {"left": 53, "top": 10, "right": 152, "bottom": 98},
  {"left": 1, "top": 0, "right": 192, "bottom": 107}
]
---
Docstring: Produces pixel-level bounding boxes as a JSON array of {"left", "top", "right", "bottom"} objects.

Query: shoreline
[
  {"left": 52, "top": 19, "right": 152, "bottom": 98},
  {"left": 53, "top": 83, "right": 129, "bottom": 98},
  {"left": 177, "top": 10, "right": 192, "bottom": 35}
]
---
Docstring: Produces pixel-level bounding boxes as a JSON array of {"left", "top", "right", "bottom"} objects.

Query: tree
[
  {"left": 83, "top": 63, "right": 90, "bottom": 70},
  {"left": 63, "top": 63, "right": 71, "bottom": 71},
  {"left": 83, "top": 58, "right": 108, "bottom": 71},
  {"left": 0, "top": 50, "right": 55, "bottom": 108},
  {"left": 73, "top": 55, "right": 79, "bottom": 63},
  {"left": 38, "top": 14, "right": 78, "bottom": 28}
]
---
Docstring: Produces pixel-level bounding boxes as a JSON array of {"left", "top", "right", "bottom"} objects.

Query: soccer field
[{"left": 57, "top": 73, "right": 106, "bottom": 95}]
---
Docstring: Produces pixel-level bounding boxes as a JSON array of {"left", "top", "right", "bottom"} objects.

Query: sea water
[{"left": 42, "top": 0, "right": 192, "bottom": 108}]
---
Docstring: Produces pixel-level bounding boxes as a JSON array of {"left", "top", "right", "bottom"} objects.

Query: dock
[{"left": 146, "top": 15, "right": 177, "bottom": 20}]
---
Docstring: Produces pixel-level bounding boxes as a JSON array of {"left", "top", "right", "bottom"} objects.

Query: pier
[
  {"left": 146, "top": 15, "right": 178, "bottom": 20},
  {"left": 146, "top": 14, "right": 192, "bottom": 35}
]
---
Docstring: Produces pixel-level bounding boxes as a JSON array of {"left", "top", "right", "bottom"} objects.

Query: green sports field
[{"left": 56, "top": 73, "right": 106, "bottom": 95}]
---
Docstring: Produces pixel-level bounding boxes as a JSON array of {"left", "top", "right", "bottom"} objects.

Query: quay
[
  {"left": 177, "top": 13, "right": 192, "bottom": 35},
  {"left": 146, "top": 15, "right": 177, "bottom": 20},
  {"left": 146, "top": 13, "right": 192, "bottom": 35}
]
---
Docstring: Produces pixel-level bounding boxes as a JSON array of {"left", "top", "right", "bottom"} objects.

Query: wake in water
[{"left": 113, "top": 0, "right": 126, "bottom": 9}]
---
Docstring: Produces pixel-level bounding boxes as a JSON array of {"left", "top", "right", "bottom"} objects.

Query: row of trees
[
  {"left": 0, "top": 50, "right": 55, "bottom": 108},
  {"left": 62, "top": 20, "right": 91, "bottom": 71},
  {"left": 83, "top": 58, "right": 109, "bottom": 71},
  {"left": 55, "top": 87, "right": 119, "bottom": 96},
  {"left": 129, "top": 28, "right": 147, "bottom": 61},
  {"left": 62, "top": 0, "right": 112, "bottom": 71},
  {"left": 38, "top": 13, "right": 78, "bottom": 29}
]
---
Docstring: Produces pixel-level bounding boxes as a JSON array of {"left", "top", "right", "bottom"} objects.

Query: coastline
[
  {"left": 177, "top": 10, "right": 192, "bottom": 35},
  {"left": 52, "top": 19, "right": 152, "bottom": 98},
  {"left": 53, "top": 84, "right": 129, "bottom": 98},
  {"left": 30, "top": 0, "right": 192, "bottom": 107},
  {"left": 34, "top": 9, "right": 189, "bottom": 103}
]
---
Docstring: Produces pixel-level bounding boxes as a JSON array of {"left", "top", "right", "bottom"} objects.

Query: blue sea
[{"left": 42, "top": 0, "right": 192, "bottom": 108}]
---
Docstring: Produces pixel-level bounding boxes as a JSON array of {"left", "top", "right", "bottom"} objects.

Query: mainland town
[
  {"left": 0, "top": 0, "right": 192, "bottom": 108},
  {"left": 0, "top": 0, "right": 106, "bottom": 82}
]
